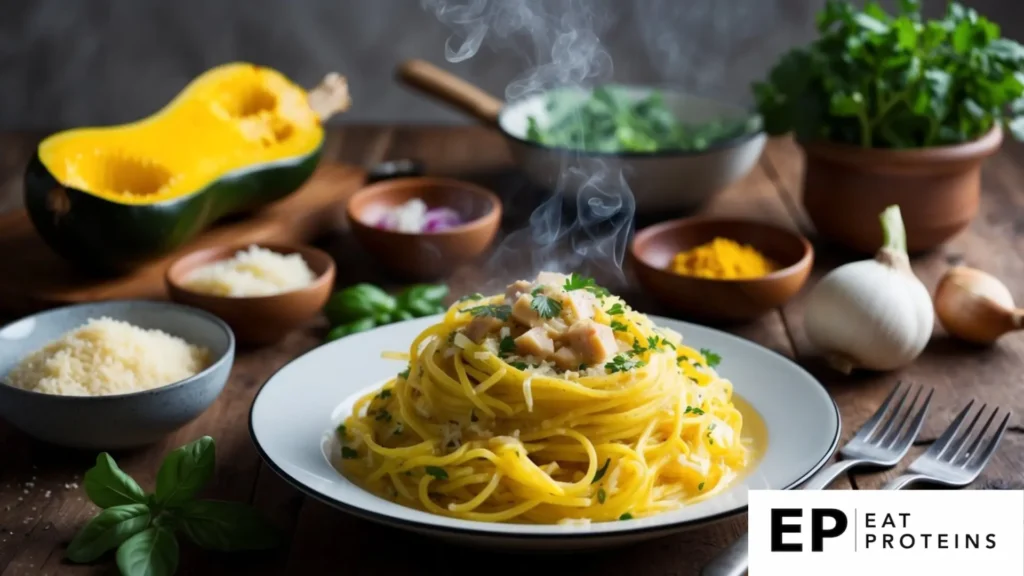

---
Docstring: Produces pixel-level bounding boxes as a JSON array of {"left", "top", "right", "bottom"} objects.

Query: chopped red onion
[{"left": 375, "top": 199, "right": 463, "bottom": 233}]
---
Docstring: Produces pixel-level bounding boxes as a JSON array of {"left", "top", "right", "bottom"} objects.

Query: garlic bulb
[
  {"left": 934, "top": 266, "right": 1023, "bottom": 345},
  {"left": 804, "top": 205, "right": 933, "bottom": 373}
]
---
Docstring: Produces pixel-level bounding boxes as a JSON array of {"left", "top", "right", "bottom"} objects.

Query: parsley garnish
[
  {"left": 707, "top": 423, "right": 716, "bottom": 445},
  {"left": 457, "top": 292, "right": 484, "bottom": 302},
  {"left": 605, "top": 355, "right": 645, "bottom": 374},
  {"left": 631, "top": 339, "right": 646, "bottom": 356},
  {"left": 530, "top": 293, "right": 562, "bottom": 319},
  {"left": 465, "top": 304, "right": 512, "bottom": 321},
  {"left": 335, "top": 424, "right": 346, "bottom": 440},
  {"left": 378, "top": 389, "right": 392, "bottom": 399},
  {"left": 698, "top": 482, "right": 705, "bottom": 491},
  {"left": 684, "top": 406, "right": 705, "bottom": 416},
  {"left": 499, "top": 336, "right": 517, "bottom": 356},
  {"left": 700, "top": 348, "right": 722, "bottom": 368},
  {"left": 578, "top": 363, "right": 588, "bottom": 371},
  {"left": 341, "top": 447, "right": 359, "bottom": 459},
  {"left": 592, "top": 458, "right": 611, "bottom": 484},
  {"left": 563, "top": 273, "right": 610, "bottom": 297},
  {"left": 509, "top": 361, "right": 530, "bottom": 371},
  {"left": 375, "top": 409, "right": 392, "bottom": 423},
  {"left": 606, "top": 303, "right": 625, "bottom": 315},
  {"left": 597, "top": 488, "right": 607, "bottom": 504},
  {"left": 610, "top": 320, "right": 629, "bottom": 332},
  {"left": 398, "top": 368, "right": 410, "bottom": 379},
  {"left": 619, "top": 513, "right": 633, "bottom": 521},
  {"left": 424, "top": 466, "right": 448, "bottom": 480}
]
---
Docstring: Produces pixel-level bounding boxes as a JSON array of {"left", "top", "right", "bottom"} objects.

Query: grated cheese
[
  {"left": 522, "top": 377, "right": 534, "bottom": 412},
  {"left": 182, "top": 244, "right": 316, "bottom": 297},
  {"left": 5, "top": 317, "right": 209, "bottom": 396}
]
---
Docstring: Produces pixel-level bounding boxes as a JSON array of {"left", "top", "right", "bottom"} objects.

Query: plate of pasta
[{"left": 250, "top": 272, "right": 839, "bottom": 549}]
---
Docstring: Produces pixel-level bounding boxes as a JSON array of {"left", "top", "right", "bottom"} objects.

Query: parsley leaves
[
  {"left": 684, "top": 406, "right": 705, "bottom": 416},
  {"left": 509, "top": 361, "right": 530, "bottom": 371},
  {"left": 465, "top": 304, "right": 512, "bottom": 321},
  {"left": 592, "top": 458, "right": 611, "bottom": 484},
  {"left": 563, "top": 273, "right": 610, "bottom": 297},
  {"left": 610, "top": 320, "right": 629, "bottom": 332},
  {"left": 398, "top": 368, "right": 410, "bottom": 380},
  {"left": 619, "top": 513, "right": 633, "bottom": 521},
  {"left": 605, "top": 355, "right": 646, "bottom": 374},
  {"left": 341, "top": 447, "right": 359, "bottom": 459},
  {"left": 597, "top": 488, "right": 607, "bottom": 504},
  {"left": 335, "top": 424, "right": 346, "bottom": 440},
  {"left": 700, "top": 348, "right": 722, "bottom": 368},
  {"left": 499, "top": 336, "right": 517, "bottom": 355},
  {"left": 424, "top": 466, "right": 448, "bottom": 480},
  {"left": 530, "top": 293, "right": 563, "bottom": 319},
  {"left": 377, "top": 389, "right": 392, "bottom": 399},
  {"left": 698, "top": 482, "right": 705, "bottom": 491},
  {"left": 457, "top": 292, "right": 484, "bottom": 302},
  {"left": 606, "top": 303, "right": 625, "bottom": 315}
]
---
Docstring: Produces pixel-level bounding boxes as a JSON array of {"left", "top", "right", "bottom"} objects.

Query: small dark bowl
[
  {"left": 631, "top": 218, "right": 813, "bottom": 323},
  {"left": 166, "top": 243, "right": 336, "bottom": 346},
  {"left": 346, "top": 177, "right": 502, "bottom": 280}
]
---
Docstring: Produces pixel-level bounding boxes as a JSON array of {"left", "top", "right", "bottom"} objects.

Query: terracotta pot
[{"left": 800, "top": 126, "right": 1003, "bottom": 254}]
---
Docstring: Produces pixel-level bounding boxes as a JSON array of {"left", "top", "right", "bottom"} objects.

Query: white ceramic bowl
[
  {"left": 0, "top": 300, "right": 235, "bottom": 449},
  {"left": 250, "top": 315, "right": 839, "bottom": 550},
  {"left": 498, "top": 87, "right": 767, "bottom": 213}
]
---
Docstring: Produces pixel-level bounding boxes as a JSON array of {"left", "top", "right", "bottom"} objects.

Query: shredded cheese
[{"left": 183, "top": 244, "right": 316, "bottom": 297}]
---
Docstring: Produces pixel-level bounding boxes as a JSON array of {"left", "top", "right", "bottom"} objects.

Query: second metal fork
[{"left": 883, "top": 400, "right": 1011, "bottom": 490}]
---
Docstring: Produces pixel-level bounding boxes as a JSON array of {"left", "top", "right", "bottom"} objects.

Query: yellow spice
[{"left": 671, "top": 237, "right": 776, "bottom": 279}]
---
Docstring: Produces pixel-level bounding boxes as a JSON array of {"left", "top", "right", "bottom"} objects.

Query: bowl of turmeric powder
[{"left": 630, "top": 218, "right": 813, "bottom": 323}]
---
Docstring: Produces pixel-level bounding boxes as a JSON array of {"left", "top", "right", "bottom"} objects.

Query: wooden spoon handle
[{"left": 396, "top": 59, "right": 503, "bottom": 126}]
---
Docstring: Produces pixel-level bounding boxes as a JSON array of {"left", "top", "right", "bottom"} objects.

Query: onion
[
  {"left": 803, "top": 205, "right": 934, "bottom": 373},
  {"left": 934, "top": 266, "right": 1023, "bottom": 345}
]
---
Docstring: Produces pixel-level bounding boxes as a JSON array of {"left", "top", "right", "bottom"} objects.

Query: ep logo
[{"left": 771, "top": 508, "right": 848, "bottom": 552}]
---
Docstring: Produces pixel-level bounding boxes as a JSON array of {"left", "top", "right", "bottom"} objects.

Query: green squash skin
[{"left": 24, "top": 145, "right": 322, "bottom": 273}]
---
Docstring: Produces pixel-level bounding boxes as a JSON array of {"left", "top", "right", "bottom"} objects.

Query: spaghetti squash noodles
[{"left": 335, "top": 272, "right": 749, "bottom": 524}]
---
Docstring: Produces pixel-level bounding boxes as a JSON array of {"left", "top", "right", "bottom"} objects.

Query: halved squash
[{"left": 24, "top": 62, "right": 350, "bottom": 271}]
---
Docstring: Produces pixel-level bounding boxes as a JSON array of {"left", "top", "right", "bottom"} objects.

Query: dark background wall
[{"left": 1, "top": 0, "right": 1020, "bottom": 129}]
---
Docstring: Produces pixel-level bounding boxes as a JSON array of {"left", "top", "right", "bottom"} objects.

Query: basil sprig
[
  {"left": 325, "top": 283, "right": 448, "bottom": 342},
  {"left": 67, "top": 436, "right": 278, "bottom": 576}
]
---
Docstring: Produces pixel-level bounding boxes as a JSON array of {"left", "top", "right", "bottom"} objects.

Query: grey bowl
[{"left": 0, "top": 300, "right": 235, "bottom": 450}]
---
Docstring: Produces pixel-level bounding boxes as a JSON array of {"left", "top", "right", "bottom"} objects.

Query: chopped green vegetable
[
  {"left": 326, "top": 317, "right": 377, "bottom": 342},
  {"left": 341, "top": 447, "right": 359, "bottom": 459},
  {"left": 499, "top": 336, "right": 517, "bottom": 356},
  {"left": 563, "top": 273, "right": 610, "bottom": 297},
  {"left": 754, "top": 0, "right": 1024, "bottom": 148},
  {"left": 336, "top": 424, "right": 347, "bottom": 440},
  {"left": 464, "top": 304, "right": 512, "bottom": 321},
  {"left": 527, "top": 86, "right": 760, "bottom": 153},
  {"left": 592, "top": 458, "right": 611, "bottom": 484},
  {"left": 377, "top": 389, "right": 392, "bottom": 399},
  {"left": 605, "top": 355, "right": 645, "bottom": 374},
  {"left": 700, "top": 348, "right": 722, "bottom": 368},
  {"left": 684, "top": 406, "right": 705, "bottom": 416},
  {"left": 619, "top": 512, "right": 633, "bottom": 521},
  {"left": 610, "top": 320, "right": 629, "bottom": 332},
  {"left": 457, "top": 292, "right": 484, "bottom": 302},
  {"left": 375, "top": 409, "right": 392, "bottom": 423},
  {"left": 597, "top": 488, "right": 607, "bottom": 504},
  {"left": 509, "top": 361, "right": 530, "bottom": 371},
  {"left": 698, "top": 482, "right": 705, "bottom": 491},
  {"left": 530, "top": 294, "right": 563, "bottom": 319},
  {"left": 398, "top": 368, "right": 410, "bottom": 380},
  {"left": 424, "top": 466, "right": 448, "bottom": 480},
  {"left": 324, "top": 284, "right": 396, "bottom": 325},
  {"left": 606, "top": 303, "right": 625, "bottom": 315}
]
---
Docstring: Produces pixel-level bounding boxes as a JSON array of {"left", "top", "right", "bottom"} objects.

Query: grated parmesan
[
  {"left": 5, "top": 318, "right": 209, "bottom": 396},
  {"left": 183, "top": 244, "right": 316, "bottom": 297}
]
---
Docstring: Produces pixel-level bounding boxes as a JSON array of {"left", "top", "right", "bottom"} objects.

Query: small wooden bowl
[
  {"left": 165, "top": 243, "right": 336, "bottom": 346},
  {"left": 631, "top": 218, "right": 813, "bottom": 323},
  {"left": 346, "top": 177, "right": 502, "bottom": 280}
]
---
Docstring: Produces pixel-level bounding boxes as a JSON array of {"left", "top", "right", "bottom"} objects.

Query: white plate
[{"left": 250, "top": 315, "right": 839, "bottom": 550}]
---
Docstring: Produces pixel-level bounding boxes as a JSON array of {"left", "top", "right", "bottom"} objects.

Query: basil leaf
[
  {"left": 66, "top": 503, "right": 151, "bottom": 563},
  {"left": 154, "top": 436, "right": 215, "bottom": 508},
  {"left": 176, "top": 500, "right": 280, "bottom": 551},
  {"left": 324, "top": 284, "right": 396, "bottom": 325},
  {"left": 84, "top": 453, "right": 147, "bottom": 509},
  {"left": 116, "top": 527, "right": 179, "bottom": 576}
]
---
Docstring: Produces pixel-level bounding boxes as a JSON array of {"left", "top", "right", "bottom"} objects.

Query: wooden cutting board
[{"left": 0, "top": 163, "right": 365, "bottom": 315}]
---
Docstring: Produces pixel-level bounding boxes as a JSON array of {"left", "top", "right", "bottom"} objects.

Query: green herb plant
[
  {"left": 324, "top": 283, "right": 448, "bottom": 341},
  {"left": 67, "top": 437, "right": 278, "bottom": 576},
  {"left": 526, "top": 86, "right": 760, "bottom": 153},
  {"left": 754, "top": 0, "right": 1024, "bottom": 148}
]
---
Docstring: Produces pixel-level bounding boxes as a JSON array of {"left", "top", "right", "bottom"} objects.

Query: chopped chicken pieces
[
  {"left": 463, "top": 315, "right": 504, "bottom": 343},
  {"left": 505, "top": 280, "right": 533, "bottom": 303},
  {"left": 565, "top": 319, "right": 618, "bottom": 365},
  {"left": 515, "top": 327, "right": 555, "bottom": 358},
  {"left": 562, "top": 290, "right": 597, "bottom": 322},
  {"left": 511, "top": 294, "right": 542, "bottom": 327},
  {"left": 551, "top": 346, "right": 582, "bottom": 371}
]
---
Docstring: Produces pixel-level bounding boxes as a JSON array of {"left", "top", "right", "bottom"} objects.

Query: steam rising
[{"left": 421, "top": 0, "right": 634, "bottom": 291}]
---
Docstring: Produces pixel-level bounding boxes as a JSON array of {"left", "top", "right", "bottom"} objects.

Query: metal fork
[
  {"left": 883, "top": 400, "right": 1011, "bottom": 490},
  {"left": 701, "top": 381, "right": 933, "bottom": 576}
]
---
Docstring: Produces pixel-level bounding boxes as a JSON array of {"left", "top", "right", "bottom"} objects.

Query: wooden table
[{"left": 1, "top": 127, "right": 1022, "bottom": 575}]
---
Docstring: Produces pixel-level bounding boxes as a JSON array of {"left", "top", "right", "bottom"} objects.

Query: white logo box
[{"left": 749, "top": 490, "right": 1024, "bottom": 575}]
